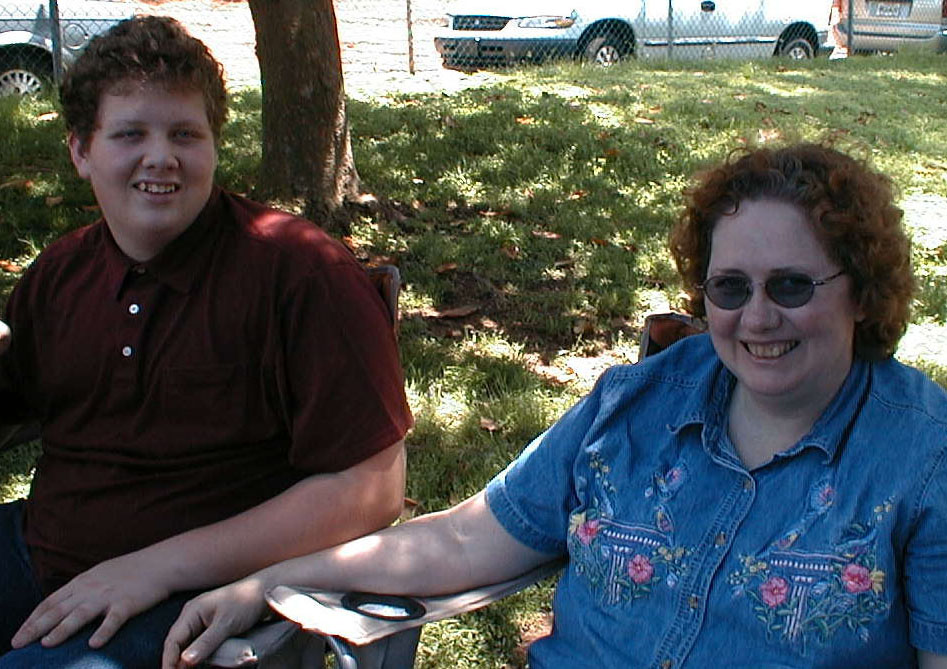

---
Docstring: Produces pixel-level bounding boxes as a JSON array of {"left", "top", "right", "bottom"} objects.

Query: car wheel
[
  {"left": 0, "top": 59, "right": 47, "bottom": 96},
  {"left": 585, "top": 33, "right": 625, "bottom": 65},
  {"left": 779, "top": 37, "right": 815, "bottom": 60}
]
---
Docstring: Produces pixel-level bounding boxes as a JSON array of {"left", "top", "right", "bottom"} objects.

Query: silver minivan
[{"left": 850, "top": 0, "right": 947, "bottom": 52}]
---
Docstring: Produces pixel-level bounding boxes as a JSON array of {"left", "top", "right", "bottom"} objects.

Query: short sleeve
[
  {"left": 486, "top": 373, "right": 610, "bottom": 555},
  {"left": 281, "top": 261, "right": 412, "bottom": 473},
  {"left": 905, "top": 448, "right": 947, "bottom": 654}
]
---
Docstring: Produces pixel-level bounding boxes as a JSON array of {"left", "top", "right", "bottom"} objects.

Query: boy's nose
[{"left": 142, "top": 140, "right": 180, "bottom": 169}]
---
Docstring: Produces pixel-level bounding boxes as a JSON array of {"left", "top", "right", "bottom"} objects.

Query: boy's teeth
[
  {"left": 136, "top": 183, "right": 177, "bottom": 193},
  {"left": 746, "top": 341, "right": 796, "bottom": 358}
]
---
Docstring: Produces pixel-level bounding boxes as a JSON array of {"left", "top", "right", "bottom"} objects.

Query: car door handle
[{"left": 701, "top": 0, "right": 715, "bottom": 11}]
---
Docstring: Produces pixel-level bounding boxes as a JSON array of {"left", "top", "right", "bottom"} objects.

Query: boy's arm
[
  {"left": 161, "top": 489, "right": 553, "bottom": 668},
  {"left": 0, "top": 319, "right": 10, "bottom": 354},
  {"left": 11, "top": 438, "right": 407, "bottom": 650}
]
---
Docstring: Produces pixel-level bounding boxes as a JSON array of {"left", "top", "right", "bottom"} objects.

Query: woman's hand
[
  {"left": 161, "top": 577, "right": 267, "bottom": 669},
  {"left": 0, "top": 319, "right": 11, "bottom": 354}
]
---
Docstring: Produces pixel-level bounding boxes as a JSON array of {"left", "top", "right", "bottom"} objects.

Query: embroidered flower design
[
  {"left": 627, "top": 554, "right": 654, "bottom": 584},
  {"left": 841, "top": 563, "right": 872, "bottom": 594},
  {"left": 576, "top": 519, "right": 601, "bottom": 546},
  {"left": 760, "top": 576, "right": 789, "bottom": 608}
]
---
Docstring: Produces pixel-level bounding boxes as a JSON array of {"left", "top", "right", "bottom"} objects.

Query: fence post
[
  {"left": 406, "top": 0, "right": 415, "bottom": 74},
  {"left": 667, "top": 0, "right": 674, "bottom": 59},
  {"left": 846, "top": 0, "right": 854, "bottom": 52},
  {"left": 49, "top": 0, "right": 63, "bottom": 84}
]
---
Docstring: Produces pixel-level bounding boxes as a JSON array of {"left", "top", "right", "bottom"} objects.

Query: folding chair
[
  {"left": 0, "top": 265, "right": 406, "bottom": 669},
  {"left": 260, "top": 312, "right": 706, "bottom": 668}
]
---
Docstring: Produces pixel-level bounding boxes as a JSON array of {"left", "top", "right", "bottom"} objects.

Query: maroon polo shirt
[{"left": 0, "top": 188, "right": 412, "bottom": 593}]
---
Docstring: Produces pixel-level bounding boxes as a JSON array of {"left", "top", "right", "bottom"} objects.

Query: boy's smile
[{"left": 68, "top": 82, "right": 217, "bottom": 262}]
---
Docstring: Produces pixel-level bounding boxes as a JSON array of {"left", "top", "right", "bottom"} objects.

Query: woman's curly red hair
[{"left": 669, "top": 143, "right": 914, "bottom": 360}]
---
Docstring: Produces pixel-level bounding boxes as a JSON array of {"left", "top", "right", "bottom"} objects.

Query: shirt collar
[
  {"left": 102, "top": 187, "right": 224, "bottom": 298},
  {"left": 666, "top": 341, "right": 870, "bottom": 466}
]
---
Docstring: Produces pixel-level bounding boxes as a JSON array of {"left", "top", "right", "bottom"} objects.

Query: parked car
[
  {"left": 434, "top": 0, "right": 831, "bottom": 69},
  {"left": 849, "top": 0, "right": 946, "bottom": 53},
  {"left": 0, "top": 1, "right": 132, "bottom": 95}
]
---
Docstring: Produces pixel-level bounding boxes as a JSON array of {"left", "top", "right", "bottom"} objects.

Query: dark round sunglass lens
[
  {"left": 706, "top": 276, "right": 750, "bottom": 309},
  {"left": 767, "top": 276, "right": 814, "bottom": 308}
]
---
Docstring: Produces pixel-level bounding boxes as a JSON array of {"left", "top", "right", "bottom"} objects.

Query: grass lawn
[{"left": 1, "top": 52, "right": 946, "bottom": 667}]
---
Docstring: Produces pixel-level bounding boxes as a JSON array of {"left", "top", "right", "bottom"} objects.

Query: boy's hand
[
  {"left": 162, "top": 578, "right": 267, "bottom": 668},
  {"left": 10, "top": 552, "right": 173, "bottom": 650},
  {"left": 0, "top": 319, "right": 10, "bottom": 354}
]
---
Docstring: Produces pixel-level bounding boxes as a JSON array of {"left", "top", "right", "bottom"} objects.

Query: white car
[
  {"left": 848, "top": 0, "right": 946, "bottom": 53},
  {"left": 0, "top": 1, "right": 132, "bottom": 95},
  {"left": 434, "top": 0, "right": 831, "bottom": 69}
]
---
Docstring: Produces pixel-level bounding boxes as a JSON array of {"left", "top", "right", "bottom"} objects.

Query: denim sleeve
[
  {"left": 906, "top": 446, "right": 947, "bottom": 655},
  {"left": 486, "top": 371, "right": 610, "bottom": 556}
]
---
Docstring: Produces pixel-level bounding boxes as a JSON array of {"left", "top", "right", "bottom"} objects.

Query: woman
[{"left": 163, "top": 144, "right": 947, "bottom": 668}]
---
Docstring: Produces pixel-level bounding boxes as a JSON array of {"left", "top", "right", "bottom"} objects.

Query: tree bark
[{"left": 247, "top": 0, "right": 359, "bottom": 229}]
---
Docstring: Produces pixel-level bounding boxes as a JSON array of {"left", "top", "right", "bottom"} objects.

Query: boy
[{"left": 0, "top": 16, "right": 412, "bottom": 668}]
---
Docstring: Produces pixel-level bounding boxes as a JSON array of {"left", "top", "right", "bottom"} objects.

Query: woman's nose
[{"left": 740, "top": 284, "right": 781, "bottom": 331}]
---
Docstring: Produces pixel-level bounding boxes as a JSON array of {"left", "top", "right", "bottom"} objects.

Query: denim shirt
[{"left": 486, "top": 334, "right": 947, "bottom": 668}]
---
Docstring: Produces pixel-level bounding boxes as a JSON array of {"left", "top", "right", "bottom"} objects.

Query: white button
[
  {"left": 121, "top": 346, "right": 133, "bottom": 357},
  {"left": 128, "top": 304, "right": 140, "bottom": 315}
]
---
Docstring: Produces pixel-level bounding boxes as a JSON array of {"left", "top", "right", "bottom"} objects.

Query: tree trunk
[{"left": 247, "top": 0, "right": 359, "bottom": 230}]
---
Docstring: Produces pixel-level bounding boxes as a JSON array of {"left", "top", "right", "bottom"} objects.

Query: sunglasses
[{"left": 699, "top": 270, "right": 845, "bottom": 310}]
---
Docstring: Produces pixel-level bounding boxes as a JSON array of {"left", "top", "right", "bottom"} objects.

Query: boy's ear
[{"left": 67, "top": 133, "right": 91, "bottom": 180}]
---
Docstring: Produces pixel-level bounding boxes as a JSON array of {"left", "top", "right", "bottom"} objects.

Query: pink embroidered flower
[
  {"left": 760, "top": 576, "right": 789, "bottom": 608},
  {"left": 842, "top": 563, "right": 872, "bottom": 594},
  {"left": 576, "top": 519, "right": 600, "bottom": 545},
  {"left": 627, "top": 554, "right": 654, "bottom": 584}
]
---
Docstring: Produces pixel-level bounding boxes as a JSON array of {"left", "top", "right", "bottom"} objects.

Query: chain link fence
[{"left": 1, "top": 1, "right": 944, "bottom": 97}]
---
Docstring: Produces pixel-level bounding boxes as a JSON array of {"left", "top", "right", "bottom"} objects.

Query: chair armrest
[
  {"left": 206, "top": 619, "right": 327, "bottom": 669},
  {"left": 264, "top": 557, "right": 565, "bottom": 646}
]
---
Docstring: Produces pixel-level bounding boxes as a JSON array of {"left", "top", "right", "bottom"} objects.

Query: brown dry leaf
[
  {"left": 603, "top": 148, "right": 621, "bottom": 158},
  {"left": 0, "top": 178, "right": 32, "bottom": 191},
  {"left": 532, "top": 230, "right": 561, "bottom": 239},
  {"left": 589, "top": 237, "right": 609, "bottom": 246},
  {"left": 37, "top": 111, "right": 59, "bottom": 122},
  {"left": 81, "top": 204, "right": 101, "bottom": 213},
  {"left": 0, "top": 260, "right": 23, "bottom": 273},
  {"left": 515, "top": 116, "right": 536, "bottom": 125},
  {"left": 45, "top": 196, "right": 63, "bottom": 207},
  {"left": 479, "top": 417, "right": 499, "bottom": 432},
  {"left": 648, "top": 105, "right": 663, "bottom": 114},
  {"left": 436, "top": 304, "right": 480, "bottom": 319},
  {"left": 567, "top": 190, "right": 587, "bottom": 200},
  {"left": 435, "top": 262, "right": 458, "bottom": 274},
  {"left": 757, "top": 128, "right": 783, "bottom": 144},
  {"left": 633, "top": 117, "right": 655, "bottom": 125},
  {"left": 500, "top": 245, "right": 520, "bottom": 259}
]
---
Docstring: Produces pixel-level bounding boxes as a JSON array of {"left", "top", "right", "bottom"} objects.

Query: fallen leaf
[
  {"left": 603, "top": 148, "right": 621, "bottom": 158},
  {"left": 0, "top": 179, "right": 32, "bottom": 191},
  {"left": 436, "top": 304, "right": 480, "bottom": 319},
  {"left": 45, "top": 196, "right": 63, "bottom": 207},
  {"left": 567, "top": 190, "right": 587, "bottom": 200},
  {"left": 590, "top": 237, "right": 609, "bottom": 246},
  {"left": 435, "top": 262, "right": 458, "bottom": 274},
  {"left": 532, "top": 230, "right": 561, "bottom": 239},
  {"left": 648, "top": 106, "right": 663, "bottom": 114},
  {"left": 500, "top": 245, "right": 520, "bottom": 259},
  {"left": 37, "top": 111, "right": 59, "bottom": 122},
  {"left": 633, "top": 117, "right": 655, "bottom": 125},
  {"left": 479, "top": 417, "right": 498, "bottom": 432},
  {"left": 515, "top": 116, "right": 536, "bottom": 125},
  {"left": 0, "top": 260, "right": 23, "bottom": 273}
]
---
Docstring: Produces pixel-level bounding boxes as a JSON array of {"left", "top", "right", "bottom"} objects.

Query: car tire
[
  {"left": 584, "top": 33, "right": 626, "bottom": 65},
  {"left": 779, "top": 37, "right": 815, "bottom": 60},
  {"left": 0, "top": 57, "right": 48, "bottom": 96}
]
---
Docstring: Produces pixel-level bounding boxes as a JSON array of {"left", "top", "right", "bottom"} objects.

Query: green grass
[{"left": 1, "top": 52, "right": 946, "bottom": 668}]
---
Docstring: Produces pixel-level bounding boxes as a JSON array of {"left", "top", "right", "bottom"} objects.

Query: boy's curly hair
[{"left": 60, "top": 15, "right": 227, "bottom": 145}]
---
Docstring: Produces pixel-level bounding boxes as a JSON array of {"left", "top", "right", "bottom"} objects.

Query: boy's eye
[{"left": 114, "top": 129, "right": 143, "bottom": 139}]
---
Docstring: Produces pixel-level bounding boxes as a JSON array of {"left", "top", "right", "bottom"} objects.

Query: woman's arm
[{"left": 162, "top": 489, "right": 554, "bottom": 668}]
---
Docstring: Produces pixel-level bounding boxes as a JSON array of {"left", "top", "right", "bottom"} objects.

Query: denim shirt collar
[{"left": 666, "top": 343, "right": 870, "bottom": 467}]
